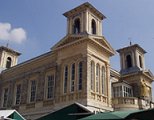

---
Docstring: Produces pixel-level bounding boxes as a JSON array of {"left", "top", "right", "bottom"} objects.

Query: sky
[{"left": 0, "top": 0, "right": 154, "bottom": 94}]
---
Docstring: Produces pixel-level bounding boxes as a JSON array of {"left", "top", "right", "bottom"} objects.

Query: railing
[
  {"left": 113, "top": 97, "right": 138, "bottom": 105},
  {"left": 112, "top": 97, "right": 154, "bottom": 110},
  {"left": 91, "top": 92, "right": 107, "bottom": 103}
]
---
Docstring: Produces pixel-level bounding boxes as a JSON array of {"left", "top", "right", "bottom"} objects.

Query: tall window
[
  {"left": 3, "top": 88, "right": 8, "bottom": 107},
  {"left": 30, "top": 80, "right": 36, "bottom": 102},
  {"left": 91, "top": 61, "right": 95, "bottom": 91},
  {"left": 78, "top": 61, "right": 83, "bottom": 90},
  {"left": 123, "top": 86, "right": 132, "bottom": 97},
  {"left": 126, "top": 55, "right": 132, "bottom": 68},
  {"left": 91, "top": 19, "right": 96, "bottom": 34},
  {"left": 73, "top": 18, "right": 80, "bottom": 34},
  {"left": 64, "top": 66, "right": 68, "bottom": 93},
  {"left": 6, "top": 57, "right": 12, "bottom": 68},
  {"left": 47, "top": 75, "right": 54, "bottom": 99},
  {"left": 96, "top": 64, "right": 100, "bottom": 93},
  {"left": 139, "top": 55, "right": 143, "bottom": 68},
  {"left": 15, "top": 84, "right": 21, "bottom": 105},
  {"left": 102, "top": 66, "right": 105, "bottom": 94},
  {"left": 113, "top": 86, "right": 122, "bottom": 97},
  {"left": 71, "top": 63, "right": 75, "bottom": 92}
]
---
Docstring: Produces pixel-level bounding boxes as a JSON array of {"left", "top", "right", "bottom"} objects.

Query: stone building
[{"left": 0, "top": 2, "right": 153, "bottom": 119}]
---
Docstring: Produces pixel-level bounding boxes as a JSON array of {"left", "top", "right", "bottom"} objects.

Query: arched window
[
  {"left": 71, "top": 63, "right": 75, "bottom": 92},
  {"left": 78, "top": 61, "right": 83, "bottom": 90},
  {"left": 102, "top": 66, "right": 106, "bottom": 95},
  {"left": 91, "top": 61, "right": 95, "bottom": 91},
  {"left": 126, "top": 55, "right": 132, "bottom": 68},
  {"left": 6, "top": 57, "right": 12, "bottom": 68},
  {"left": 139, "top": 55, "right": 143, "bottom": 68},
  {"left": 64, "top": 65, "right": 68, "bottom": 93},
  {"left": 91, "top": 19, "right": 96, "bottom": 34},
  {"left": 73, "top": 18, "right": 80, "bottom": 34},
  {"left": 96, "top": 64, "right": 100, "bottom": 93}
]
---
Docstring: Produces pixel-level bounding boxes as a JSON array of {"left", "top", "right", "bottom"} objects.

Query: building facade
[{"left": 0, "top": 2, "right": 153, "bottom": 120}]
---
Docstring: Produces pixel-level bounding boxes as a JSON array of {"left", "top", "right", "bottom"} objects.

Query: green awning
[
  {"left": 0, "top": 110, "right": 25, "bottom": 120},
  {"left": 125, "top": 108, "right": 154, "bottom": 120},
  {"left": 37, "top": 103, "right": 93, "bottom": 120},
  {"left": 79, "top": 108, "right": 154, "bottom": 120},
  {"left": 79, "top": 110, "right": 140, "bottom": 120}
]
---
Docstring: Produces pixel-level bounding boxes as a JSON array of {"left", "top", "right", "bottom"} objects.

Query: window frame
[
  {"left": 70, "top": 63, "right": 75, "bottom": 92},
  {"left": 63, "top": 65, "right": 68, "bottom": 94},
  {"left": 15, "top": 84, "right": 21, "bottom": 105},
  {"left": 29, "top": 80, "right": 37, "bottom": 103},
  {"left": 78, "top": 61, "right": 83, "bottom": 91}
]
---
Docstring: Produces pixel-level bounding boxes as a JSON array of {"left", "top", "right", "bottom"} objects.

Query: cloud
[{"left": 0, "top": 22, "right": 27, "bottom": 44}]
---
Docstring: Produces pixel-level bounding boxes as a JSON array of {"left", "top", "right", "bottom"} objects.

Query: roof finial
[
  {"left": 128, "top": 37, "right": 132, "bottom": 46},
  {"left": 6, "top": 39, "right": 9, "bottom": 48}
]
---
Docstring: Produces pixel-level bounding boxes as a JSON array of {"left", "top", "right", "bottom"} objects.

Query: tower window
[
  {"left": 102, "top": 66, "right": 106, "bottom": 95},
  {"left": 96, "top": 64, "right": 100, "bottom": 93},
  {"left": 78, "top": 61, "right": 83, "bottom": 90},
  {"left": 71, "top": 63, "right": 75, "bottom": 92},
  {"left": 63, "top": 65, "right": 68, "bottom": 93},
  {"left": 73, "top": 18, "right": 80, "bottom": 34},
  {"left": 139, "top": 55, "right": 143, "bottom": 68},
  {"left": 126, "top": 55, "right": 132, "bottom": 68},
  {"left": 15, "top": 84, "right": 21, "bottom": 105},
  {"left": 6, "top": 57, "right": 12, "bottom": 68},
  {"left": 91, "top": 19, "right": 96, "bottom": 34},
  {"left": 91, "top": 61, "right": 95, "bottom": 91}
]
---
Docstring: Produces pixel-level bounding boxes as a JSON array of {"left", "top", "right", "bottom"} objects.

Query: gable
[
  {"left": 37, "top": 103, "right": 92, "bottom": 120},
  {"left": 144, "top": 70, "right": 154, "bottom": 80},
  {"left": 89, "top": 35, "right": 115, "bottom": 56},
  {"left": 51, "top": 35, "right": 115, "bottom": 56}
]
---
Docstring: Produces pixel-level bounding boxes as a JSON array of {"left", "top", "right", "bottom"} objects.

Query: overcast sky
[{"left": 0, "top": 0, "right": 154, "bottom": 95}]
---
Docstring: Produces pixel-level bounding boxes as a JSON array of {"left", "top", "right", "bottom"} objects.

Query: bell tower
[
  {"left": 63, "top": 2, "right": 106, "bottom": 36},
  {"left": 117, "top": 44, "right": 154, "bottom": 100},
  {"left": 0, "top": 46, "right": 20, "bottom": 72},
  {"left": 117, "top": 44, "right": 146, "bottom": 75}
]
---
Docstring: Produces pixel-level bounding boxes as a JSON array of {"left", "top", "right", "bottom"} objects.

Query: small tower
[
  {"left": 117, "top": 44, "right": 154, "bottom": 100},
  {"left": 63, "top": 2, "right": 106, "bottom": 36},
  {"left": 117, "top": 44, "right": 146, "bottom": 75},
  {"left": 0, "top": 46, "right": 20, "bottom": 72}
]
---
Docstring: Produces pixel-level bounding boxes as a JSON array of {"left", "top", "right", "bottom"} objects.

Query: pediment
[
  {"left": 51, "top": 34, "right": 115, "bottom": 56},
  {"left": 51, "top": 35, "right": 84, "bottom": 50},
  {"left": 144, "top": 69, "right": 154, "bottom": 79},
  {"left": 89, "top": 35, "right": 116, "bottom": 56}
]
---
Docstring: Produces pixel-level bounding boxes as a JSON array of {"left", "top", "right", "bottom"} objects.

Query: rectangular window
[
  {"left": 78, "top": 62, "right": 83, "bottom": 90},
  {"left": 96, "top": 65, "right": 100, "bottom": 93},
  {"left": 64, "top": 66, "right": 68, "bottom": 93},
  {"left": 47, "top": 75, "right": 54, "bottom": 99},
  {"left": 15, "top": 84, "right": 21, "bottom": 105},
  {"left": 91, "top": 62, "right": 95, "bottom": 91},
  {"left": 30, "top": 80, "right": 36, "bottom": 102},
  {"left": 3, "top": 88, "right": 8, "bottom": 107},
  {"left": 71, "top": 63, "right": 75, "bottom": 92}
]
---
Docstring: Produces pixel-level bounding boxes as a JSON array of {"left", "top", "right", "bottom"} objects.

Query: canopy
[
  {"left": 79, "top": 109, "right": 154, "bottom": 120},
  {"left": 0, "top": 110, "right": 25, "bottom": 120},
  {"left": 79, "top": 110, "right": 140, "bottom": 120},
  {"left": 37, "top": 103, "right": 93, "bottom": 120}
]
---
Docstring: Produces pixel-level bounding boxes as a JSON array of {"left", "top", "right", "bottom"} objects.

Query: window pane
[
  {"left": 3, "top": 88, "right": 8, "bottom": 107},
  {"left": 47, "top": 75, "right": 54, "bottom": 99},
  {"left": 91, "top": 62, "right": 95, "bottom": 91},
  {"left": 71, "top": 63, "right": 75, "bottom": 92},
  {"left": 64, "top": 66, "right": 68, "bottom": 93},
  {"left": 16, "top": 84, "right": 21, "bottom": 105},
  {"left": 78, "top": 62, "right": 83, "bottom": 90},
  {"left": 30, "top": 80, "right": 36, "bottom": 102}
]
